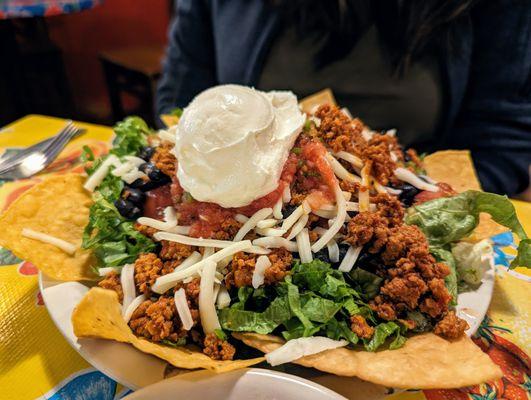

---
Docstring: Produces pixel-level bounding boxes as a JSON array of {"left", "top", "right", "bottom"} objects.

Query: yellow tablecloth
[{"left": 0, "top": 115, "right": 529, "bottom": 400}]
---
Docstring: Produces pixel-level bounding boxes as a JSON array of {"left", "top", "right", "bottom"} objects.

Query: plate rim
[{"left": 39, "top": 260, "right": 496, "bottom": 392}]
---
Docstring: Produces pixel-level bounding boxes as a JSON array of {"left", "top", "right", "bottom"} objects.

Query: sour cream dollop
[{"left": 174, "top": 85, "right": 305, "bottom": 207}]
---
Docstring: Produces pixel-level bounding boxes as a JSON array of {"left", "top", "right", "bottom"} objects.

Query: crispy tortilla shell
[
  {"left": 0, "top": 174, "right": 97, "bottom": 280},
  {"left": 233, "top": 332, "right": 502, "bottom": 389},
  {"left": 73, "top": 288, "right": 264, "bottom": 372}
]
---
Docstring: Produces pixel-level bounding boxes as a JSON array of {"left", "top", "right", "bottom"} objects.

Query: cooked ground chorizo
[
  {"left": 314, "top": 104, "right": 366, "bottom": 154},
  {"left": 174, "top": 277, "right": 201, "bottom": 306},
  {"left": 434, "top": 311, "right": 469, "bottom": 339},
  {"left": 211, "top": 216, "right": 242, "bottom": 240},
  {"left": 98, "top": 271, "right": 123, "bottom": 302},
  {"left": 380, "top": 274, "right": 428, "bottom": 310},
  {"left": 134, "top": 222, "right": 158, "bottom": 238},
  {"left": 134, "top": 253, "right": 163, "bottom": 295},
  {"left": 203, "top": 333, "right": 236, "bottom": 361},
  {"left": 372, "top": 193, "right": 404, "bottom": 227},
  {"left": 363, "top": 134, "right": 398, "bottom": 185},
  {"left": 264, "top": 248, "right": 293, "bottom": 284},
  {"left": 152, "top": 141, "right": 177, "bottom": 177},
  {"left": 345, "top": 212, "right": 389, "bottom": 252},
  {"left": 226, "top": 249, "right": 293, "bottom": 288},
  {"left": 160, "top": 240, "right": 195, "bottom": 261},
  {"left": 369, "top": 297, "right": 398, "bottom": 321},
  {"left": 129, "top": 296, "right": 184, "bottom": 342},
  {"left": 350, "top": 315, "right": 374, "bottom": 339}
]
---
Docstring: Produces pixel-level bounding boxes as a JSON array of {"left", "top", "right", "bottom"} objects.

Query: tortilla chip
[
  {"left": 299, "top": 89, "right": 337, "bottom": 114},
  {"left": 425, "top": 150, "right": 507, "bottom": 240},
  {"left": 233, "top": 332, "right": 502, "bottom": 389},
  {"left": 160, "top": 114, "right": 180, "bottom": 128},
  {"left": 73, "top": 288, "right": 264, "bottom": 372},
  {"left": 0, "top": 174, "right": 97, "bottom": 281}
]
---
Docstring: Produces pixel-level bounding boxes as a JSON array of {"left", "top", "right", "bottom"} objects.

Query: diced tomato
[
  {"left": 178, "top": 201, "right": 234, "bottom": 238},
  {"left": 305, "top": 190, "right": 334, "bottom": 210},
  {"left": 143, "top": 184, "right": 174, "bottom": 219},
  {"left": 234, "top": 153, "right": 299, "bottom": 216},
  {"left": 414, "top": 182, "right": 457, "bottom": 204},
  {"left": 301, "top": 139, "right": 338, "bottom": 191}
]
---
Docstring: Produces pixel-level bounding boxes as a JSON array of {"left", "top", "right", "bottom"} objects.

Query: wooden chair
[{"left": 99, "top": 46, "right": 164, "bottom": 126}]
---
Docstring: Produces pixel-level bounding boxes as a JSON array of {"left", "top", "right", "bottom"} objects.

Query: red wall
[{"left": 46, "top": 0, "right": 170, "bottom": 122}]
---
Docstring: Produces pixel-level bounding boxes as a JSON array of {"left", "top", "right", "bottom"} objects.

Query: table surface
[{"left": 0, "top": 115, "right": 529, "bottom": 400}]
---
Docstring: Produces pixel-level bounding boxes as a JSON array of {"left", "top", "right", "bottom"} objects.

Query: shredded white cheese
[
  {"left": 98, "top": 266, "right": 121, "bottom": 277},
  {"left": 311, "top": 185, "right": 346, "bottom": 253},
  {"left": 280, "top": 204, "right": 305, "bottom": 232},
  {"left": 286, "top": 213, "right": 309, "bottom": 240},
  {"left": 83, "top": 154, "right": 120, "bottom": 192},
  {"left": 394, "top": 167, "right": 439, "bottom": 192},
  {"left": 123, "top": 294, "right": 146, "bottom": 323},
  {"left": 21, "top": 228, "right": 78, "bottom": 255},
  {"left": 199, "top": 260, "right": 221, "bottom": 334},
  {"left": 282, "top": 185, "right": 291, "bottom": 203},
  {"left": 120, "top": 263, "right": 136, "bottom": 315},
  {"left": 252, "top": 255, "right": 272, "bottom": 289},
  {"left": 265, "top": 337, "right": 348, "bottom": 367},
  {"left": 326, "top": 153, "right": 361, "bottom": 183},
  {"left": 233, "top": 208, "right": 273, "bottom": 242},
  {"left": 122, "top": 169, "right": 148, "bottom": 185},
  {"left": 273, "top": 196, "right": 283, "bottom": 219},
  {"left": 296, "top": 228, "right": 313, "bottom": 263},
  {"left": 327, "top": 239, "right": 340, "bottom": 263},
  {"left": 137, "top": 217, "right": 190, "bottom": 235},
  {"left": 358, "top": 164, "right": 371, "bottom": 212},
  {"left": 202, "top": 247, "right": 215, "bottom": 259},
  {"left": 252, "top": 237, "right": 298, "bottom": 252},
  {"left": 234, "top": 214, "right": 249, "bottom": 224},
  {"left": 334, "top": 151, "right": 364, "bottom": 169},
  {"left": 256, "top": 219, "right": 279, "bottom": 229},
  {"left": 158, "top": 129, "right": 176, "bottom": 143},
  {"left": 216, "top": 286, "right": 231, "bottom": 309},
  {"left": 174, "top": 288, "right": 194, "bottom": 330},
  {"left": 338, "top": 246, "right": 363, "bottom": 272},
  {"left": 154, "top": 232, "right": 234, "bottom": 248},
  {"left": 152, "top": 241, "right": 253, "bottom": 293},
  {"left": 255, "top": 227, "right": 286, "bottom": 237}
]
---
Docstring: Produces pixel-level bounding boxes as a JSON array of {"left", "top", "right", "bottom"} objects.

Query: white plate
[
  {"left": 39, "top": 260, "right": 495, "bottom": 396},
  {"left": 122, "top": 368, "right": 346, "bottom": 400}
]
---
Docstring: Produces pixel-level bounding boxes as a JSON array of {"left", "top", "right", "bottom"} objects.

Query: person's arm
[
  {"left": 449, "top": 0, "right": 531, "bottom": 196},
  {"left": 156, "top": 0, "right": 216, "bottom": 116}
]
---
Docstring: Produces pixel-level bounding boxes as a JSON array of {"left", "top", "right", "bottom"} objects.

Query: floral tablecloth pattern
[
  {"left": 0, "top": 115, "right": 529, "bottom": 400},
  {"left": 0, "top": 0, "right": 102, "bottom": 18}
]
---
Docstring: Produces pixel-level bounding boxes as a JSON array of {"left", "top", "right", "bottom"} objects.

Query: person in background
[{"left": 156, "top": 0, "right": 531, "bottom": 198}]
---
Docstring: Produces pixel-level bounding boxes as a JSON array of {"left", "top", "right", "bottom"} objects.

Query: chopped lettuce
[
  {"left": 430, "top": 246, "right": 458, "bottom": 305},
  {"left": 364, "top": 321, "right": 405, "bottom": 352},
  {"left": 219, "top": 260, "right": 407, "bottom": 351},
  {"left": 406, "top": 190, "right": 529, "bottom": 268},
  {"left": 451, "top": 239, "right": 493, "bottom": 286},
  {"left": 348, "top": 268, "right": 383, "bottom": 300},
  {"left": 82, "top": 117, "right": 156, "bottom": 267},
  {"left": 110, "top": 116, "right": 150, "bottom": 157}
]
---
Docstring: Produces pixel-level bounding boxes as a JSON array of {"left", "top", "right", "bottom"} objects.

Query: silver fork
[
  {"left": 0, "top": 125, "right": 85, "bottom": 170},
  {"left": 0, "top": 121, "right": 81, "bottom": 180}
]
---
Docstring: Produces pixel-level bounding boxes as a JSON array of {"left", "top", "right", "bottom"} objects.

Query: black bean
[
  {"left": 122, "top": 187, "right": 145, "bottom": 206},
  {"left": 138, "top": 146, "right": 155, "bottom": 161},
  {"left": 313, "top": 248, "right": 331, "bottom": 264},
  {"left": 398, "top": 183, "right": 420, "bottom": 207},
  {"left": 140, "top": 162, "right": 170, "bottom": 182},
  {"left": 283, "top": 204, "right": 298, "bottom": 218},
  {"left": 114, "top": 198, "right": 142, "bottom": 219}
]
